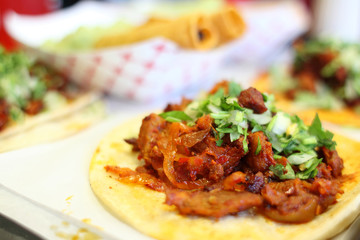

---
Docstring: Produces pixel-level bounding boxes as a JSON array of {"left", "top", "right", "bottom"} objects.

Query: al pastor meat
[{"left": 106, "top": 82, "right": 344, "bottom": 223}]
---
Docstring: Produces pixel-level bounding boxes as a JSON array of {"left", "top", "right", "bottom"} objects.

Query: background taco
[
  {"left": 0, "top": 48, "right": 105, "bottom": 152},
  {"left": 254, "top": 38, "right": 360, "bottom": 128},
  {"left": 254, "top": 72, "right": 360, "bottom": 128}
]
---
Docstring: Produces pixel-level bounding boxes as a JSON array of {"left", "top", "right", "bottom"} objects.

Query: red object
[{"left": 0, "top": 0, "right": 57, "bottom": 51}]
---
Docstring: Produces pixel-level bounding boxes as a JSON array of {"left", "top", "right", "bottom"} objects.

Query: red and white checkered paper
[
  {"left": 25, "top": 39, "right": 224, "bottom": 102},
  {"left": 5, "top": 0, "right": 309, "bottom": 102}
]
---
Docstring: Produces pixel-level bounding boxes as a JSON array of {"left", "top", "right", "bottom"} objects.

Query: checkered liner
[{"left": 18, "top": 0, "right": 309, "bottom": 102}]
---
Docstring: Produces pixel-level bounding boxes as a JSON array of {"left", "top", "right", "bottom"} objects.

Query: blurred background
[
  {"left": 1, "top": 0, "right": 360, "bottom": 108},
  {"left": 0, "top": 0, "right": 313, "bottom": 102},
  {"left": 2, "top": 0, "right": 314, "bottom": 51}
]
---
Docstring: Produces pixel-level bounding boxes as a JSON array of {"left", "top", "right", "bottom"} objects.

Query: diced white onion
[{"left": 270, "top": 112, "right": 291, "bottom": 135}]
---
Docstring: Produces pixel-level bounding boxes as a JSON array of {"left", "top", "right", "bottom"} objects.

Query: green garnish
[
  {"left": 159, "top": 82, "right": 337, "bottom": 180},
  {"left": 159, "top": 111, "right": 192, "bottom": 122},
  {"left": 287, "top": 151, "right": 317, "bottom": 165},
  {"left": 9, "top": 106, "right": 24, "bottom": 122},
  {"left": 308, "top": 113, "right": 336, "bottom": 150},
  {"left": 255, "top": 137, "right": 261, "bottom": 155},
  {"left": 269, "top": 163, "right": 295, "bottom": 180},
  {"left": 32, "top": 80, "right": 47, "bottom": 100},
  {"left": 242, "top": 128, "right": 249, "bottom": 153},
  {"left": 229, "top": 81, "right": 242, "bottom": 97},
  {"left": 271, "top": 38, "right": 360, "bottom": 110},
  {"left": 0, "top": 47, "right": 78, "bottom": 124},
  {"left": 296, "top": 157, "right": 322, "bottom": 179}
]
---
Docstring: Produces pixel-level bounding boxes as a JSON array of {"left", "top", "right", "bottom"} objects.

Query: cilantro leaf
[
  {"left": 296, "top": 157, "right": 322, "bottom": 179},
  {"left": 243, "top": 129, "right": 249, "bottom": 153},
  {"left": 9, "top": 106, "right": 24, "bottom": 122},
  {"left": 255, "top": 136, "right": 261, "bottom": 155},
  {"left": 308, "top": 114, "right": 336, "bottom": 150},
  {"left": 32, "top": 80, "right": 47, "bottom": 100},
  {"left": 269, "top": 163, "right": 295, "bottom": 180},
  {"left": 229, "top": 81, "right": 242, "bottom": 97},
  {"left": 159, "top": 111, "right": 192, "bottom": 122},
  {"left": 215, "top": 131, "right": 224, "bottom": 146}
]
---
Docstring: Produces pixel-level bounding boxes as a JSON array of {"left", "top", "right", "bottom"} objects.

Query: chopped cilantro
[
  {"left": 229, "top": 81, "right": 242, "bottom": 97},
  {"left": 296, "top": 158, "right": 322, "bottom": 179},
  {"left": 32, "top": 80, "right": 47, "bottom": 100},
  {"left": 269, "top": 163, "right": 295, "bottom": 180},
  {"left": 9, "top": 106, "right": 24, "bottom": 122},
  {"left": 242, "top": 128, "right": 249, "bottom": 153},
  {"left": 255, "top": 136, "right": 261, "bottom": 155},
  {"left": 159, "top": 111, "right": 192, "bottom": 122},
  {"left": 308, "top": 113, "right": 336, "bottom": 150}
]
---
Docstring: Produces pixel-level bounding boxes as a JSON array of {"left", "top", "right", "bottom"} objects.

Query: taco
[
  {"left": 0, "top": 48, "right": 105, "bottom": 152},
  {"left": 254, "top": 38, "right": 360, "bottom": 127},
  {"left": 90, "top": 81, "right": 360, "bottom": 240}
]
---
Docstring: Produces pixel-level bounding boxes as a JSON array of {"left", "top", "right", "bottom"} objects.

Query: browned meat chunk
[
  {"left": 238, "top": 87, "right": 267, "bottom": 114},
  {"left": 315, "top": 51, "right": 337, "bottom": 70},
  {"left": 245, "top": 132, "right": 276, "bottom": 172},
  {"left": 164, "top": 97, "right": 192, "bottom": 112},
  {"left": 208, "top": 80, "right": 230, "bottom": 95},
  {"left": 165, "top": 189, "right": 263, "bottom": 218},
  {"left": 223, "top": 171, "right": 246, "bottom": 191},
  {"left": 263, "top": 193, "right": 318, "bottom": 223},
  {"left": 105, "top": 166, "right": 165, "bottom": 192},
  {"left": 261, "top": 184, "right": 288, "bottom": 206},
  {"left": 185, "top": 132, "right": 247, "bottom": 181},
  {"left": 310, "top": 178, "right": 343, "bottom": 212},
  {"left": 296, "top": 71, "right": 317, "bottom": 92},
  {"left": 261, "top": 180, "right": 319, "bottom": 223},
  {"left": 318, "top": 147, "right": 344, "bottom": 178},
  {"left": 333, "top": 66, "right": 347, "bottom": 86},
  {"left": 124, "top": 138, "right": 140, "bottom": 152},
  {"left": 0, "top": 100, "right": 9, "bottom": 131},
  {"left": 261, "top": 178, "right": 343, "bottom": 223},
  {"left": 316, "top": 163, "right": 332, "bottom": 179},
  {"left": 24, "top": 100, "right": 44, "bottom": 115},
  {"left": 345, "top": 97, "right": 360, "bottom": 107},
  {"left": 176, "top": 115, "right": 212, "bottom": 147},
  {"left": 246, "top": 172, "right": 265, "bottom": 194},
  {"left": 138, "top": 114, "right": 167, "bottom": 170}
]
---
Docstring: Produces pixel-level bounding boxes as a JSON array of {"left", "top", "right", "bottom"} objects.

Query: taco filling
[
  {"left": 0, "top": 47, "right": 88, "bottom": 132},
  {"left": 105, "top": 81, "right": 344, "bottom": 223},
  {"left": 271, "top": 38, "right": 360, "bottom": 111}
]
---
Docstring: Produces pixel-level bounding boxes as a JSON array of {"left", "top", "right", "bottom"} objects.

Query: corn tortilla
[
  {"left": 0, "top": 91, "right": 105, "bottom": 152},
  {"left": 89, "top": 115, "right": 360, "bottom": 240}
]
